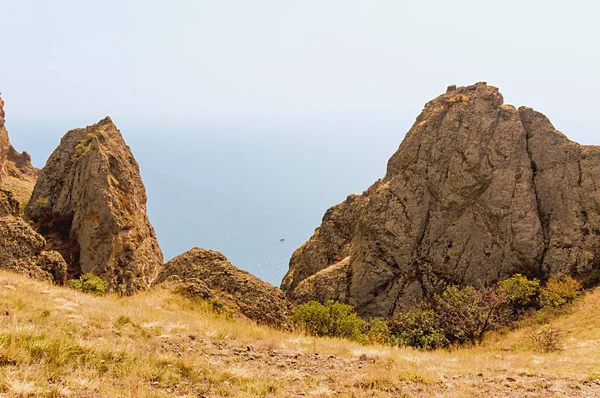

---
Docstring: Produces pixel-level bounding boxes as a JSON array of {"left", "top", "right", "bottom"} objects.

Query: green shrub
[
  {"left": 365, "top": 318, "right": 391, "bottom": 345},
  {"left": 528, "top": 328, "right": 562, "bottom": 352},
  {"left": 67, "top": 273, "right": 108, "bottom": 296},
  {"left": 390, "top": 308, "right": 447, "bottom": 350},
  {"left": 497, "top": 274, "right": 540, "bottom": 311},
  {"left": 539, "top": 275, "right": 582, "bottom": 308},
  {"left": 434, "top": 285, "right": 509, "bottom": 345},
  {"left": 290, "top": 300, "right": 364, "bottom": 341}
]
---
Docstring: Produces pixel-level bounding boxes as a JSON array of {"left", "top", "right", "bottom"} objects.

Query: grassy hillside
[{"left": 1, "top": 270, "right": 600, "bottom": 397}]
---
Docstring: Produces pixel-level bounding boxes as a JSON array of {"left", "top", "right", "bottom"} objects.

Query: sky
[{"left": 1, "top": 1, "right": 599, "bottom": 285}]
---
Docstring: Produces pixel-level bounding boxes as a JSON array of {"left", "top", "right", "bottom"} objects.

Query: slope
[{"left": 1, "top": 270, "right": 600, "bottom": 397}]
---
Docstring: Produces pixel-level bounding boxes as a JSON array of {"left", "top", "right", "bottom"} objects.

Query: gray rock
[{"left": 282, "top": 82, "right": 600, "bottom": 317}]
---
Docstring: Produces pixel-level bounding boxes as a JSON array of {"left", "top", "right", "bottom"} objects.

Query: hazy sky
[
  {"left": 2, "top": 1, "right": 599, "bottom": 136},
  {"left": 1, "top": 1, "right": 599, "bottom": 284}
]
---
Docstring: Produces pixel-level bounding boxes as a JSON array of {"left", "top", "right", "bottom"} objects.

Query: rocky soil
[
  {"left": 155, "top": 334, "right": 600, "bottom": 398},
  {"left": 283, "top": 82, "right": 600, "bottom": 317},
  {"left": 4, "top": 270, "right": 599, "bottom": 398}
]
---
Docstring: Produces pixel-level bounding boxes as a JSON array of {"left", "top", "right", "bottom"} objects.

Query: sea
[{"left": 7, "top": 114, "right": 410, "bottom": 286}]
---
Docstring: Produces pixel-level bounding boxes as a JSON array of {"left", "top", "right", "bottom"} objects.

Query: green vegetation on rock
[{"left": 72, "top": 133, "right": 96, "bottom": 158}]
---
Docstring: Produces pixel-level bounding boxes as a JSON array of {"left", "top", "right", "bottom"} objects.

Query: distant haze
[{"left": 1, "top": 1, "right": 599, "bottom": 285}]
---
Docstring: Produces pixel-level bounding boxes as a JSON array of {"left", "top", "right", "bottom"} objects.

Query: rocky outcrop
[
  {"left": 282, "top": 82, "right": 600, "bottom": 318},
  {"left": 0, "top": 94, "right": 40, "bottom": 209},
  {"left": 24, "top": 117, "right": 163, "bottom": 294},
  {"left": 156, "top": 248, "right": 292, "bottom": 328},
  {"left": 519, "top": 108, "right": 600, "bottom": 277},
  {"left": 0, "top": 189, "right": 67, "bottom": 284},
  {"left": 0, "top": 94, "right": 11, "bottom": 182}
]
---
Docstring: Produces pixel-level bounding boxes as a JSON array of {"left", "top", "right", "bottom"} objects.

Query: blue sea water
[{"left": 7, "top": 114, "right": 410, "bottom": 286}]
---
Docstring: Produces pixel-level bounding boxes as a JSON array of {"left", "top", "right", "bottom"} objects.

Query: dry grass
[{"left": 1, "top": 270, "right": 600, "bottom": 397}]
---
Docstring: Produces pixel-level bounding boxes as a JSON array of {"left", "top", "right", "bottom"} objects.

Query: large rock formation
[
  {"left": 0, "top": 189, "right": 67, "bottom": 284},
  {"left": 0, "top": 94, "right": 11, "bottom": 182},
  {"left": 0, "top": 95, "right": 64, "bottom": 283},
  {"left": 25, "top": 117, "right": 163, "bottom": 294},
  {"left": 156, "top": 248, "right": 291, "bottom": 328},
  {"left": 0, "top": 93, "right": 40, "bottom": 209},
  {"left": 282, "top": 82, "right": 600, "bottom": 317}
]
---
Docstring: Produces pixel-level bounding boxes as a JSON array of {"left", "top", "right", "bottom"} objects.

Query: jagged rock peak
[
  {"left": 282, "top": 82, "right": 600, "bottom": 318},
  {"left": 156, "top": 248, "right": 292, "bottom": 328},
  {"left": 0, "top": 95, "right": 40, "bottom": 209},
  {"left": 25, "top": 117, "right": 164, "bottom": 294}
]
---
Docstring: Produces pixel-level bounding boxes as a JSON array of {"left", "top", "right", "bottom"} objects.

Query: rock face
[
  {"left": 0, "top": 95, "right": 11, "bottom": 182},
  {"left": 156, "top": 248, "right": 291, "bottom": 328},
  {"left": 282, "top": 82, "right": 600, "bottom": 317},
  {"left": 0, "top": 189, "right": 67, "bottom": 284},
  {"left": 24, "top": 117, "right": 163, "bottom": 294},
  {"left": 0, "top": 94, "right": 40, "bottom": 209}
]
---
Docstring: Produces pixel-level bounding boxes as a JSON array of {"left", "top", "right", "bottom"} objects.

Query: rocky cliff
[
  {"left": 0, "top": 94, "right": 40, "bottom": 209},
  {"left": 25, "top": 117, "right": 163, "bottom": 294},
  {"left": 157, "top": 248, "right": 291, "bottom": 328},
  {"left": 0, "top": 95, "right": 11, "bottom": 182},
  {"left": 282, "top": 82, "right": 600, "bottom": 317}
]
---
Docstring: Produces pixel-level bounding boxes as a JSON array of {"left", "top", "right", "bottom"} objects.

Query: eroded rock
[
  {"left": 0, "top": 94, "right": 40, "bottom": 209},
  {"left": 25, "top": 117, "right": 163, "bottom": 294},
  {"left": 282, "top": 82, "right": 600, "bottom": 317},
  {"left": 0, "top": 189, "right": 66, "bottom": 284},
  {"left": 0, "top": 94, "right": 9, "bottom": 182},
  {"left": 156, "top": 248, "right": 291, "bottom": 328}
]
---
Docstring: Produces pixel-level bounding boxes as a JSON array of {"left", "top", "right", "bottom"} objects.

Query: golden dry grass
[{"left": 1, "top": 270, "right": 600, "bottom": 397}]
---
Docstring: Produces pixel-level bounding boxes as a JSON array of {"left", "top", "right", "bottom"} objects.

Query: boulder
[
  {"left": 25, "top": 117, "right": 163, "bottom": 294},
  {"left": 282, "top": 82, "right": 600, "bottom": 317},
  {"left": 156, "top": 248, "right": 291, "bottom": 328}
]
